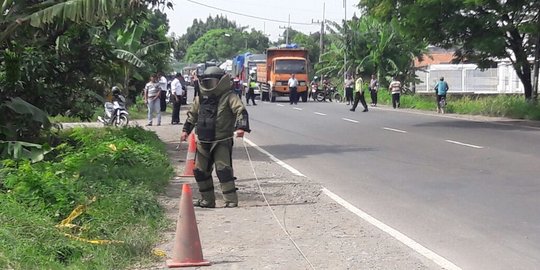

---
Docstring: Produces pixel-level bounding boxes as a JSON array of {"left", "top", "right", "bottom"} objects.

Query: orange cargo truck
[{"left": 256, "top": 46, "right": 309, "bottom": 102}]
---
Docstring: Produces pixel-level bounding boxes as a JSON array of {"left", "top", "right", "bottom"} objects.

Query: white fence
[{"left": 415, "top": 63, "right": 528, "bottom": 94}]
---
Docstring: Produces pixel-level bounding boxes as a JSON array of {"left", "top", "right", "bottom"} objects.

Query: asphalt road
[{"left": 242, "top": 98, "right": 540, "bottom": 270}]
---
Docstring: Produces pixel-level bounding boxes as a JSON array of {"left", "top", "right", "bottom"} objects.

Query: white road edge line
[
  {"left": 383, "top": 127, "right": 407, "bottom": 133},
  {"left": 294, "top": 107, "right": 303, "bottom": 111},
  {"left": 314, "top": 112, "right": 326, "bottom": 116},
  {"left": 445, "top": 140, "right": 484, "bottom": 149},
  {"left": 321, "top": 188, "right": 462, "bottom": 270},
  {"left": 342, "top": 118, "right": 359, "bottom": 123},
  {"left": 244, "top": 136, "right": 461, "bottom": 269},
  {"left": 243, "top": 138, "right": 306, "bottom": 177}
]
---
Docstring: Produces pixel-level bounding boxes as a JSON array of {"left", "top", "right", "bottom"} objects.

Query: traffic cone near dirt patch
[
  {"left": 166, "top": 184, "right": 211, "bottom": 268},
  {"left": 181, "top": 132, "right": 196, "bottom": 177}
]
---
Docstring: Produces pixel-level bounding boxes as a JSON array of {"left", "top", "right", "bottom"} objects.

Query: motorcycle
[
  {"left": 310, "top": 82, "right": 319, "bottom": 101},
  {"left": 316, "top": 86, "right": 341, "bottom": 102},
  {"left": 97, "top": 96, "right": 129, "bottom": 127}
]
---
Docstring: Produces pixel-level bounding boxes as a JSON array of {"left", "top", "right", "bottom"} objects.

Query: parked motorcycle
[
  {"left": 316, "top": 86, "right": 341, "bottom": 102},
  {"left": 97, "top": 87, "right": 129, "bottom": 127}
]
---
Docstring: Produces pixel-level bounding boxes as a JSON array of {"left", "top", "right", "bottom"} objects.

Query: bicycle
[{"left": 438, "top": 96, "right": 447, "bottom": 114}]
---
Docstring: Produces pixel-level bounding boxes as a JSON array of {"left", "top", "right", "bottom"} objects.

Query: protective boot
[
  {"left": 193, "top": 190, "right": 216, "bottom": 208},
  {"left": 193, "top": 173, "right": 216, "bottom": 208},
  {"left": 220, "top": 181, "right": 238, "bottom": 208}
]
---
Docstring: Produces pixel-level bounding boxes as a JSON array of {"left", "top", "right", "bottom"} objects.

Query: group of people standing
[
  {"left": 144, "top": 72, "right": 187, "bottom": 126},
  {"left": 343, "top": 74, "right": 379, "bottom": 112},
  {"left": 343, "top": 74, "right": 448, "bottom": 112},
  {"left": 344, "top": 74, "right": 377, "bottom": 112}
]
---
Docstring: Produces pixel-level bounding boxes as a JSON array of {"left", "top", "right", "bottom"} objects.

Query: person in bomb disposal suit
[{"left": 180, "top": 67, "right": 251, "bottom": 208}]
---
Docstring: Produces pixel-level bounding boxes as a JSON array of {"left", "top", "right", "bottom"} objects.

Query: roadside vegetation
[
  {"left": 371, "top": 89, "right": 540, "bottom": 120},
  {"left": 0, "top": 127, "right": 173, "bottom": 269}
]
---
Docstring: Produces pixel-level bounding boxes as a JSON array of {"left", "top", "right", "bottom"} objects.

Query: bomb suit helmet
[{"left": 199, "top": 66, "right": 232, "bottom": 96}]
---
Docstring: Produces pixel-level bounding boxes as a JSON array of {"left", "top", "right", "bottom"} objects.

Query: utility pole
[
  {"left": 343, "top": 0, "right": 347, "bottom": 79},
  {"left": 287, "top": 14, "right": 290, "bottom": 44},
  {"left": 312, "top": 3, "right": 326, "bottom": 62},
  {"left": 533, "top": 30, "right": 540, "bottom": 102},
  {"left": 279, "top": 15, "right": 291, "bottom": 45}
]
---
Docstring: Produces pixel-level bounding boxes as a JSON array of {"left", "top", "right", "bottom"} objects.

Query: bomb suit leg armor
[{"left": 192, "top": 142, "right": 216, "bottom": 208}]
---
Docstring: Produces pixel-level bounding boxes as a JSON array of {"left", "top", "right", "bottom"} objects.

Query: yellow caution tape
[
  {"left": 62, "top": 233, "right": 124, "bottom": 244},
  {"left": 152, "top": 248, "right": 167, "bottom": 257},
  {"left": 108, "top": 144, "right": 117, "bottom": 151},
  {"left": 57, "top": 197, "right": 123, "bottom": 245}
]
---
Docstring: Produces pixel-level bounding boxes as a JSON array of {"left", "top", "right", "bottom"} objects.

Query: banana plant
[
  {"left": 0, "top": 0, "right": 172, "bottom": 43},
  {"left": 109, "top": 18, "right": 170, "bottom": 91}
]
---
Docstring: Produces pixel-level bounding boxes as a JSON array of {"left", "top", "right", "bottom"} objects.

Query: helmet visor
[{"left": 201, "top": 77, "right": 220, "bottom": 89}]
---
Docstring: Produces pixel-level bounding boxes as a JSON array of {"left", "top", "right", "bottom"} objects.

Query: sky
[{"left": 164, "top": 0, "right": 359, "bottom": 41}]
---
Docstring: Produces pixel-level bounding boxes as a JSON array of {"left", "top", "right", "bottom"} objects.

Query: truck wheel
[{"left": 301, "top": 92, "right": 308, "bottom": 102}]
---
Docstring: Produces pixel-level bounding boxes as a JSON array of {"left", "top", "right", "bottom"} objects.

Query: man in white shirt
[
  {"left": 288, "top": 74, "right": 299, "bottom": 105},
  {"left": 158, "top": 72, "right": 168, "bottom": 112},
  {"left": 389, "top": 76, "right": 402, "bottom": 109},
  {"left": 170, "top": 73, "right": 183, "bottom": 125}
]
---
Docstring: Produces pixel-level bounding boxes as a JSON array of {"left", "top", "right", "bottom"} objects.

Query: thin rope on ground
[{"left": 241, "top": 138, "right": 316, "bottom": 270}]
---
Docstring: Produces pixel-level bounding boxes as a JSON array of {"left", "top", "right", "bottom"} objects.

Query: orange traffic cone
[
  {"left": 167, "top": 184, "right": 211, "bottom": 268},
  {"left": 181, "top": 132, "right": 196, "bottom": 177}
]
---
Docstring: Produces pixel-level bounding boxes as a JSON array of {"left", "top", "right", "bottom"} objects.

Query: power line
[{"left": 186, "top": 0, "right": 314, "bottom": 26}]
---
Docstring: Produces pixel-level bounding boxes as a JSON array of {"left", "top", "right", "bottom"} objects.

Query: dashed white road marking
[
  {"left": 322, "top": 188, "right": 462, "bottom": 270},
  {"left": 243, "top": 138, "right": 306, "bottom": 177},
  {"left": 314, "top": 112, "right": 326, "bottom": 116},
  {"left": 277, "top": 104, "right": 285, "bottom": 107},
  {"left": 383, "top": 127, "right": 408, "bottom": 133},
  {"left": 342, "top": 118, "right": 359, "bottom": 123},
  {"left": 445, "top": 140, "right": 484, "bottom": 149},
  {"left": 293, "top": 107, "right": 303, "bottom": 111}
]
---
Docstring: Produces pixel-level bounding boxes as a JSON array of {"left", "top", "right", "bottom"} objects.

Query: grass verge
[
  {"left": 0, "top": 126, "right": 173, "bottom": 269},
  {"left": 373, "top": 90, "right": 540, "bottom": 120}
]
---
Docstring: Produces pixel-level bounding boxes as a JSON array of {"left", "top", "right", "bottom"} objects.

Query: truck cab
[{"left": 257, "top": 46, "right": 309, "bottom": 102}]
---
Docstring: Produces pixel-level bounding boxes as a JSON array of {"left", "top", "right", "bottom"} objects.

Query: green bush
[{"left": 0, "top": 126, "right": 172, "bottom": 269}]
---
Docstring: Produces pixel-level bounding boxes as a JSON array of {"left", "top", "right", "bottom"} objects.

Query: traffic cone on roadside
[
  {"left": 166, "top": 184, "right": 211, "bottom": 268},
  {"left": 181, "top": 132, "right": 196, "bottom": 177}
]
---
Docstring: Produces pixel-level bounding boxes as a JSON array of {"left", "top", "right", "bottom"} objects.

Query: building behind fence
[{"left": 414, "top": 62, "right": 529, "bottom": 94}]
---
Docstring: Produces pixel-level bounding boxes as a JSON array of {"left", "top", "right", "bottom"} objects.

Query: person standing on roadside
[
  {"left": 246, "top": 72, "right": 257, "bottom": 106},
  {"left": 192, "top": 71, "right": 200, "bottom": 101},
  {"left": 288, "top": 73, "right": 299, "bottom": 105},
  {"left": 344, "top": 74, "right": 354, "bottom": 105},
  {"left": 434, "top": 76, "right": 449, "bottom": 113},
  {"left": 180, "top": 67, "right": 250, "bottom": 208},
  {"left": 350, "top": 74, "right": 368, "bottom": 112},
  {"left": 389, "top": 76, "right": 402, "bottom": 109},
  {"left": 170, "top": 73, "right": 183, "bottom": 125},
  {"left": 158, "top": 72, "right": 168, "bottom": 112},
  {"left": 233, "top": 76, "right": 242, "bottom": 98},
  {"left": 144, "top": 74, "right": 161, "bottom": 126},
  {"left": 369, "top": 74, "right": 379, "bottom": 107}
]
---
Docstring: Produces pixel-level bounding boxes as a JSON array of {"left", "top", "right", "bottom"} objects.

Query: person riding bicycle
[{"left": 434, "top": 76, "right": 449, "bottom": 113}]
